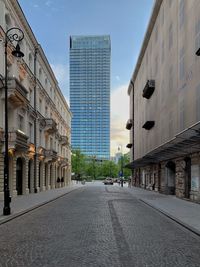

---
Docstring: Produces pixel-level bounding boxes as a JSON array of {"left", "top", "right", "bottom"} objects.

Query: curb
[
  {"left": 139, "top": 199, "right": 200, "bottom": 237},
  {"left": 0, "top": 187, "right": 82, "bottom": 225}
]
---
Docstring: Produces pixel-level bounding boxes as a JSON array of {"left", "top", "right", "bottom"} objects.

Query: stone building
[
  {"left": 0, "top": 0, "right": 71, "bottom": 199},
  {"left": 127, "top": 0, "right": 200, "bottom": 202}
]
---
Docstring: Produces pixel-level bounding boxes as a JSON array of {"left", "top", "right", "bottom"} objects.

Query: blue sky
[{"left": 18, "top": 0, "right": 154, "bottom": 155}]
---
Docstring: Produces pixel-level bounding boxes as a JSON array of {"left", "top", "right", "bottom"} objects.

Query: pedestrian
[
  {"left": 121, "top": 177, "right": 123, "bottom": 187},
  {"left": 128, "top": 178, "right": 131, "bottom": 188}
]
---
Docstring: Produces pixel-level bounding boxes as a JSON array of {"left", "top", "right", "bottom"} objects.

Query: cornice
[{"left": 7, "top": 0, "right": 71, "bottom": 114}]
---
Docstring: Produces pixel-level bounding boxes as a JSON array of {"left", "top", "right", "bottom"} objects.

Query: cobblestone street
[{"left": 0, "top": 183, "right": 200, "bottom": 267}]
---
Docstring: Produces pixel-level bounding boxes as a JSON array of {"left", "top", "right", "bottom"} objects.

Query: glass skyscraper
[{"left": 70, "top": 35, "right": 110, "bottom": 160}]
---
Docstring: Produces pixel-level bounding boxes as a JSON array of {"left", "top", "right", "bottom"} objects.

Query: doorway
[{"left": 16, "top": 158, "right": 23, "bottom": 195}]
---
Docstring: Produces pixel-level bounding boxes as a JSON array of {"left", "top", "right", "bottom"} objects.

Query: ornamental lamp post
[{"left": 3, "top": 27, "right": 24, "bottom": 215}]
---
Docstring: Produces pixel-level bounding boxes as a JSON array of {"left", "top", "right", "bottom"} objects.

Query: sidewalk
[
  {"left": 0, "top": 183, "right": 83, "bottom": 224},
  {"left": 126, "top": 186, "right": 200, "bottom": 235}
]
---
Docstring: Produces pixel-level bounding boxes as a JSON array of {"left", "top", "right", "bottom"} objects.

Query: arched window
[{"left": 39, "top": 68, "right": 42, "bottom": 82}]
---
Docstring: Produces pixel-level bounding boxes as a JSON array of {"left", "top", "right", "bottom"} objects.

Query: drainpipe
[
  {"left": 34, "top": 47, "right": 38, "bottom": 193},
  {"left": 131, "top": 80, "right": 134, "bottom": 184}
]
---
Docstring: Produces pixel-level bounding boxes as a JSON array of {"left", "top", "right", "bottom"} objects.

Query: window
[
  {"left": 39, "top": 99, "right": 42, "bottom": 113},
  {"left": 29, "top": 122, "right": 33, "bottom": 143},
  {"left": 45, "top": 106, "right": 48, "bottom": 117},
  {"left": 29, "top": 89, "right": 33, "bottom": 105},
  {"left": 50, "top": 137, "right": 53, "bottom": 150},
  {"left": 39, "top": 129, "right": 42, "bottom": 146},
  {"left": 5, "top": 13, "right": 12, "bottom": 31},
  {"left": 39, "top": 68, "right": 42, "bottom": 82},
  {"left": 29, "top": 53, "right": 33, "bottom": 71},
  {"left": 18, "top": 114, "right": 24, "bottom": 131}
]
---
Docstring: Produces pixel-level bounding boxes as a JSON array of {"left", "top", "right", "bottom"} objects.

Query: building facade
[
  {"left": 0, "top": 0, "right": 71, "bottom": 199},
  {"left": 70, "top": 35, "right": 110, "bottom": 160},
  {"left": 127, "top": 0, "right": 200, "bottom": 202}
]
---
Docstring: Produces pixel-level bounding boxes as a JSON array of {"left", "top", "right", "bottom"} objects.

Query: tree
[
  {"left": 99, "top": 160, "right": 118, "bottom": 178},
  {"left": 118, "top": 153, "right": 131, "bottom": 179},
  {"left": 71, "top": 149, "right": 86, "bottom": 180}
]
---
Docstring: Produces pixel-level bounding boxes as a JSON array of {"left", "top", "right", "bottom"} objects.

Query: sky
[{"left": 18, "top": 0, "right": 154, "bottom": 156}]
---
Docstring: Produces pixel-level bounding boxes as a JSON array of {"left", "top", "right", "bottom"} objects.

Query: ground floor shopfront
[
  {"left": 130, "top": 122, "right": 200, "bottom": 203},
  {"left": 0, "top": 150, "right": 71, "bottom": 200},
  {"left": 132, "top": 153, "right": 200, "bottom": 202}
]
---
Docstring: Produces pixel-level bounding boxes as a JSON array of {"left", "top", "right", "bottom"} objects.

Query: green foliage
[
  {"left": 71, "top": 150, "right": 131, "bottom": 180},
  {"left": 71, "top": 149, "right": 86, "bottom": 180},
  {"left": 118, "top": 153, "right": 131, "bottom": 178}
]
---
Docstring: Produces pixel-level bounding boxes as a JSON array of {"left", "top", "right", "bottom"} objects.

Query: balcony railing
[
  {"left": 44, "top": 149, "right": 57, "bottom": 161},
  {"left": 60, "top": 135, "right": 69, "bottom": 146},
  {"left": 44, "top": 118, "right": 57, "bottom": 134},
  {"left": 3, "top": 129, "right": 29, "bottom": 151},
  {"left": 7, "top": 78, "right": 28, "bottom": 107},
  {"left": 142, "top": 80, "right": 155, "bottom": 99},
  {"left": 58, "top": 156, "right": 69, "bottom": 167}
]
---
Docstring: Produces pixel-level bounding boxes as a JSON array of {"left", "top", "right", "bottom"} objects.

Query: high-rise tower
[{"left": 70, "top": 35, "right": 110, "bottom": 160}]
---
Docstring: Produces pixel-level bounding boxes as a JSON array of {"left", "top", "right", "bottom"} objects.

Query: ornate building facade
[
  {"left": 0, "top": 0, "right": 71, "bottom": 199},
  {"left": 127, "top": 0, "right": 200, "bottom": 202}
]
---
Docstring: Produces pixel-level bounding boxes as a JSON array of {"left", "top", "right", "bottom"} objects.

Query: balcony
[
  {"left": 3, "top": 129, "right": 29, "bottom": 151},
  {"left": 44, "top": 149, "right": 57, "bottom": 161},
  {"left": 58, "top": 156, "right": 69, "bottom": 167},
  {"left": 126, "top": 119, "right": 133, "bottom": 130},
  {"left": 7, "top": 78, "right": 28, "bottom": 107},
  {"left": 142, "top": 80, "right": 155, "bottom": 99},
  {"left": 142, "top": 121, "right": 155, "bottom": 130},
  {"left": 126, "top": 143, "right": 133, "bottom": 149},
  {"left": 60, "top": 135, "right": 69, "bottom": 146},
  {"left": 44, "top": 118, "right": 57, "bottom": 134}
]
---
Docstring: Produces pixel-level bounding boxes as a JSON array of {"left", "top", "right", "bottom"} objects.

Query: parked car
[{"left": 103, "top": 178, "right": 113, "bottom": 185}]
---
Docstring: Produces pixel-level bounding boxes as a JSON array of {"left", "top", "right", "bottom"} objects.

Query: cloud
[
  {"left": 33, "top": 4, "right": 39, "bottom": 8},
  {"left": 111, "top": 84, "right": 130, "bottom": 156},
  {"left": 115, "top": 75, "right": 120, "bottom": 81},
  {"left": 45, "top": 0, "right": 52, "bottom": 6}
]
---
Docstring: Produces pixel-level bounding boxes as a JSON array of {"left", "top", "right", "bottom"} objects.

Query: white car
[{"left": 103, "top": 178, "right": 113, "bottom": 185}]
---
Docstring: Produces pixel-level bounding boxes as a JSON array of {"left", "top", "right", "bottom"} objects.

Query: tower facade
[{"left": 70, "top": 35, "right": 111, "bottom": 160}]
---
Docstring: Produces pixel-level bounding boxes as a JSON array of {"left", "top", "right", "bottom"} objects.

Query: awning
[{"left": 128, "top": 121, "right": 200, "bottom": 169}]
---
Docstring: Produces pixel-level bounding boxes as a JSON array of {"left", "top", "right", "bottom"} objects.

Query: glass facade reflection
[{"left": 70, "top": 35, "right": 111, "bottom": 159}]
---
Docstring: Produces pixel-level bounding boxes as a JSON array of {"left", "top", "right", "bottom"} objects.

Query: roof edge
[{"left": 127, "top": 0, "right": 163, "bottom": 94}]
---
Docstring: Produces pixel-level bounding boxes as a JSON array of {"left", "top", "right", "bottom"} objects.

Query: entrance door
[
  {"left": 16, "top": 158, "right": 23, "bottom": 195},
  {"left": 165, "top": 161, "right": 175, "bottom": 195},
  {"left": 185, "top": 157, "right": 191, "bottom": 199},
  {"left": 39, "top": 162, "right": 41, "bottom": 188},
  {"left": 45, "top": 164, "right": 48, "bottom": 187}
]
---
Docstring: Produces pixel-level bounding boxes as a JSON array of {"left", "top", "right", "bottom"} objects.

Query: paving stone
[{"left": 0, "top": 183, "right": 199, "bottom": 266}]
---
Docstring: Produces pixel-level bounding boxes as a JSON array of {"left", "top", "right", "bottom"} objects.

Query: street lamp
[
  {"left": 3, "top": 27, "right": 24, "bottom": 215},
  {"left": 118, "top": 145, "right": 123, "bottom": 187}
]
